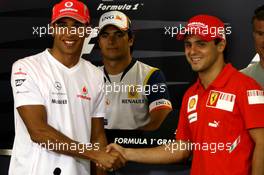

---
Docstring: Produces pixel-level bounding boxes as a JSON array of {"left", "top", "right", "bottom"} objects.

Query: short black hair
[
  {"left": 252, "top": 4, "right": 264, "bottom": 23},
  {"left": 214, "top": 38, "right": 222, "bottom": 45},
  {"left": 214, "top": 38, "right": 229, "bottom": 61}
]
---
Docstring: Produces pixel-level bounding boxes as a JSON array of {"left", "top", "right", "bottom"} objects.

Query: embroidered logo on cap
[{"left": 65, "top": 1, "right": 73, "bottom": 8}]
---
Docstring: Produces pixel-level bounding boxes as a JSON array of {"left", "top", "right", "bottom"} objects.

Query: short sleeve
[
  {"left": 145, "top": 70, "right": 172, "bottom": 112},
  {"left": 238, "top": 79, "right": 264, "bottom": 129},
  {"left": 11, "top": 60, "right": 45, "bottom": 108},
  {"left": 91, "top": 72, "right": 106, "bottom": 118},
  {"left": 175, "top": 93, "right": 192, "bottom": 141}
]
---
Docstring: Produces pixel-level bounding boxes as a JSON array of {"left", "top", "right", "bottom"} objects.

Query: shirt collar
[{"left": 194, "top": 63, "right": 236, "bottom": 90}]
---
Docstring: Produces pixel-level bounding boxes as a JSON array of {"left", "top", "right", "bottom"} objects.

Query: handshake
[{"left": 93, "top": 143, "right": 128, "bottom": 172}]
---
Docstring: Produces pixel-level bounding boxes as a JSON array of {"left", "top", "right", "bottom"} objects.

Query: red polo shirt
[{"left": 176, "top": 64, "right": 264, "bottom": 175}]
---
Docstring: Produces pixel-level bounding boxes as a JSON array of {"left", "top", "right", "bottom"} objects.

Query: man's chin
[
  {"left": 191, "top": 65, "right": 202, "bottom": 72},
  {"left": 104, "top": 55, "right": 122, "bottom": 61}
]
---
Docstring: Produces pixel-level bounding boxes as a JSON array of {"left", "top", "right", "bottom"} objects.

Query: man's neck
[
  {"left": 198, "top": 57, "right": 226, "bottom": 89},
  {"left": 49, "top": 49, "right": 81, "bottom": 68},
  {"left": 259, "top": 57, "right": 264, "bottom": 69},
  {"left": 103, "top": 56, "right": 132, "bottom": 75}
]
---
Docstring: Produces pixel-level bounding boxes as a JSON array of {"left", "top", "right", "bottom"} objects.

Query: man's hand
[
  {"left": 106, "top": 143, "right": 127, "bottom": 160},
  {"left": 92, "top": 148, "right": 126, "bottom": 171},
  {"left": 106, "top": 142, "right": 191, "bottom": 164}
]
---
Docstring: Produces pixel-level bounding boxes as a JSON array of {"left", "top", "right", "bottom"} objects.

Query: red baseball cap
[
  {"left": 176, "top": 14, "right": 226, "bottom": 41},
  {"left": 51, "top": 0, "right": 90, "bottom": 24}
]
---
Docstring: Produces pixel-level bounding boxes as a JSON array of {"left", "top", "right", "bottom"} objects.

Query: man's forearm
[
  {"left": 91, "top": 126, "right": 108, "bottom": 175},
  {"left": 30, "top": 123, "right": 98, "bottom": 161},
  {"left": 252, "top": 143, "right": 264, "bottom": 175},
  {"left": 125, "top": 144, "right": 190, "bottom": 164}
]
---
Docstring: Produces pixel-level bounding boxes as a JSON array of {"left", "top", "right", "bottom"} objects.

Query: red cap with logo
[
  {"left": 51, "top": 0, "right": 90, "bottom": 24},
  {"left": 176, "top": 14, "right": 226, "bottom": 41}
]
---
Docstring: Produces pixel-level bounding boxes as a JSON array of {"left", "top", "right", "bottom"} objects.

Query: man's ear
[
  {"left": 128, "top": 34, "right": 134, "bottom": 47},
  {"left": 217, "top": 39, "right": 226, "bottom": 52}
]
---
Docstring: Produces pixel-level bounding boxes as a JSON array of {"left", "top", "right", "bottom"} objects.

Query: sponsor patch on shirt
[
  {"left": 187, "top": 95, "right": 198, "bottom": 113},
  {"left": 14, "top": 67, "right": 27, "bottom": 75},
  {"left": 188, "top": 112, "right": 197, "bottom": 123},
  {"left": 229, "top": 136, "right": 240, "bottom": 153},
  {"left": 15, "top": 79, "right": 26, "bottom": 87},
  {"left": 149, "top": 99, "right": 172, "bottom": 112},
  {"left": 51, "top": 99, "right": 68, "bottom": 104},
  {"left": 206, "top": 90, "right": 236, "bottom": 112},
  {"left": 247, "top": 90, "right": 264, "bottom": 104},
  {"left": 127, "top": 85, "right": 139, "bottom": 99},
  {"left": 77, "top": 86, "right": 91, "bottom": 100},
  {"left": 208, "top": 120, "right": 220, "bottom": 128}
]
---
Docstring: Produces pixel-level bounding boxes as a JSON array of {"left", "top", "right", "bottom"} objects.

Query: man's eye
[
  {"left": 73, "top": 24, "right": 84, "bottom": 28},
  {"left": 117, "top": 33, "right": 124, "bottom": 37},
  {"left": 197, "top": 42, "right": 206, "bottom": 47},
  {"left": 100, "top": 33, "right": 108, "bottom": 38},
  {"left": 56, "top": 23, "right": 67, "bottom": 28},
  {"left": 184, "top": 43, "right": 191, "bottom": 48},
  {"left": 256, "top": 32, "right": 264, "bottom": 36}
]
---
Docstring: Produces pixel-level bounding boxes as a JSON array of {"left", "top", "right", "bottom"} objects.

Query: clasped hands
[{"left": 94, "top": 143, "right": 127, "bottom": 172}]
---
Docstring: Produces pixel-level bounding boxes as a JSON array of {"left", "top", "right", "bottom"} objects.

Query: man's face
[
  {"left": 98, "top": 25, "right": 133, "bottom": 61},
  {"left": 253, "top": 19, "right": 264, "bottom": 61},
  {"left": 52, "top": 17, "right": 87, "bottom": 55},
  {"left": 184, "top": 35, "right": 224, "bottom": 73}
]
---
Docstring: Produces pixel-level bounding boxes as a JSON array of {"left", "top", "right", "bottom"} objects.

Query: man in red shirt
[{"left": 106, "top": 14, "right": 264, "bottom": 175}]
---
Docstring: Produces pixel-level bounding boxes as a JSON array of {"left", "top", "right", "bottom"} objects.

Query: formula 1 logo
[
  {"left": 97, "top": 1, "right": 144, "bottom": 11},
  {"left": 81, "top": 27, "right": 98, "bottom": 55}
]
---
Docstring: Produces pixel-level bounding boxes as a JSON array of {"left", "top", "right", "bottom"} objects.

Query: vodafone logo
[{"left": 65, "top": 1, "right": 73, "bottom": 8}]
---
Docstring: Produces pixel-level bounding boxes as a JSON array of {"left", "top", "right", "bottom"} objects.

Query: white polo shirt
[{"left": 9, "top": 49, "right": 105, "bottom": 175}]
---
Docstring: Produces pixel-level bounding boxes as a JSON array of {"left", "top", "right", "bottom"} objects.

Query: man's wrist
[
  {"left": 125, "top": 148, "right": 133, "bottom": 161},
  {"left": 84, "top": 149, "right": 98, "bottom": 162}
]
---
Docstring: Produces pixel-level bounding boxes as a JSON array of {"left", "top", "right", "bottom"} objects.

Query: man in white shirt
[
  {"left": 241, "top": 5, "right": 264, "bottom": 88},
  {"left": 9, "top": 1, "right": 125, "bottom": 175}
]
